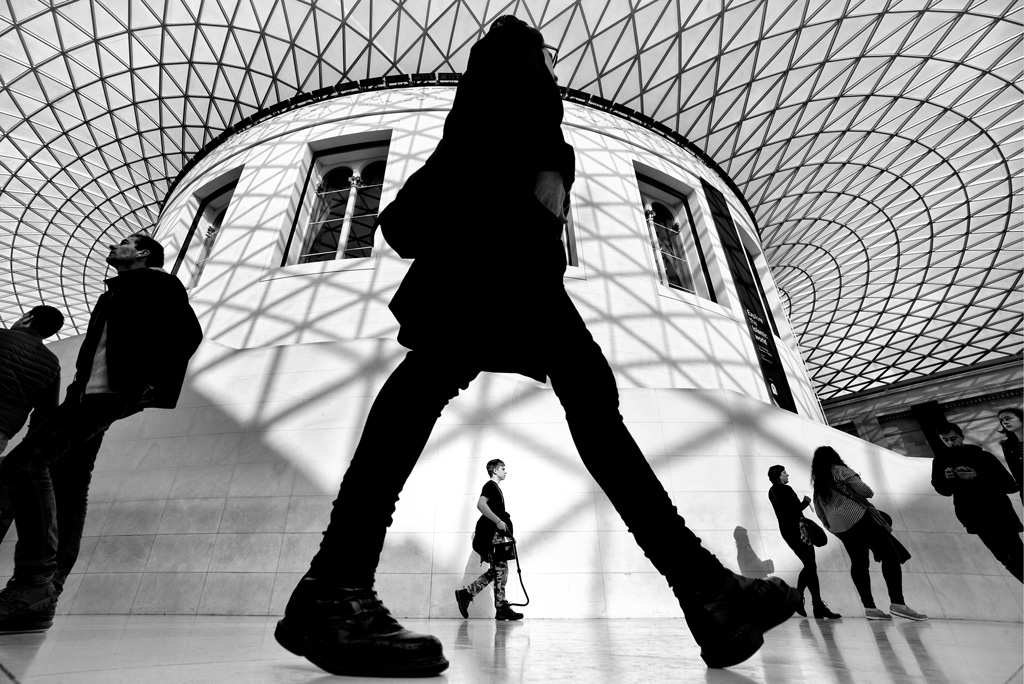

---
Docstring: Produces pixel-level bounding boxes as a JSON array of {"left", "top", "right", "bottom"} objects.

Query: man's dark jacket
[
  {"left": 377, "top": 21, "right": 576, "bottom": 382},
  {"left": 931, "top": 444, "right": 1022, "bottom": 534},
  {"left": 72, "top": 268, "right": 202, "bottom": 409},
  {"left": 0, "top": 328, "right": 60, "bottom": 437}
]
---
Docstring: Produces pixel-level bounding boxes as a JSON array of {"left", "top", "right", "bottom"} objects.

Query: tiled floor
[{"left": 0, "top": 615, "right": 1020, "bottom": 683}]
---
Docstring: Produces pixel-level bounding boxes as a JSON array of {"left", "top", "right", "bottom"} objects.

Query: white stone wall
[
  {"left": 2, "top": 336, "right": 1019, "bottom": 621},
  {"left": 157, "top": 88, "right": 823, "bottom": 418}
]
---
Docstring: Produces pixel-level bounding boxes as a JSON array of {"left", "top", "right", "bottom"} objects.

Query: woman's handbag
[{"left": 798, "top": 517, "right": 828, "bottom": 547}]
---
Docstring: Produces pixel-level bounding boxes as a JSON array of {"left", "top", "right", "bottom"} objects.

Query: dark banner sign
[{"left": 702, "top": 180, "right": 798, "bottom": 414}]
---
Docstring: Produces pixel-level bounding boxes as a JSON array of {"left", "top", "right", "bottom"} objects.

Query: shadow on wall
[{"left": 0, "top": 336, "right": 1021, "bottom": 621}]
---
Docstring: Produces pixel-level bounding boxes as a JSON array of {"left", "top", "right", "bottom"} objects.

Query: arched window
[
  {"left": 187, "top": 206, "right": 227, "bottom": 289},
  {"left": 172, "top": 178, "right": 236, "bottom": 291},
  {"left": 635, "top": 170, "right": 716, "bottom": 302},
  {"left": 646, "top": 200, "right": 695, "bottom": 293},
  {"left": 293, "top": 144, "right": 389, "bottom": 265},
  {"left": 301, "top": 165, "right": 355, "bottom": 263}
]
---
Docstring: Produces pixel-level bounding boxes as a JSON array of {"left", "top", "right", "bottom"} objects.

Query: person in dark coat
[
  {"left": 933, "top": 423, "right": 1023, "bottom": 582},
  {"left": 456, "top": 459, "right": 522, "bottom": 620},
  {"left": 767, "top": 465, "right": 840, "bottom": 619},
  {"left": 0, "top": 233, "right": 202, "bottom": 632},
  {"left": 0, "top": 305, "right": 64, "bottom": 543},
  {"left": 0, "top": 306, "right": 64, "bottom": 454},
  {"left": 997, "top": 408, "right": 1023, "bottom": 503},
  {"left": 275, "top": 16, "right": 798, "bottom": 679}
]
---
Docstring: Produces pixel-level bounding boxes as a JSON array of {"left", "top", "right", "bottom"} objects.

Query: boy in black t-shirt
[{"left": 456, "top": 459, "right": 523, "bottom": 620}]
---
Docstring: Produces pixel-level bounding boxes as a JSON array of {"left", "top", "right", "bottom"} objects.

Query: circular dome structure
[
  {"left": 0, "top": 1, "right": 1019, "bottom": 401},
  {"left": 158, "top": 85, "right": 823, "bottom": 416}
]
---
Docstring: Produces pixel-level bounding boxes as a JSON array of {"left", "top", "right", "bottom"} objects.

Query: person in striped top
[{"left": 811, "top": 446, "right": 927, "bottom": 621}]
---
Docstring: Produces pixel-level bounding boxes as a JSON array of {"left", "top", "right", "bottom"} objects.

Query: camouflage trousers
[{"left": 465, "top": 532, "right": 509, "bottom": 608}]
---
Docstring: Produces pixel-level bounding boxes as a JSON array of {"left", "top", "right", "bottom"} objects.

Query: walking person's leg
[
  {"left": 836, "top": 524, "right": 882, "bottom": 617},
  {"left": 542, "top": 299, "right": 797, "bottom": 666},
  {"left": 795, "top": 543, "right": 840, "bottom": 618},
  {"left": 866, "top": 527, "right": 927, "bottom": 620},
  {"left": 276, "top": 350, "right": 479, "bottom": 677}
]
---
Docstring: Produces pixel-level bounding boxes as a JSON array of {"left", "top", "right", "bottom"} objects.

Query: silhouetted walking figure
[
  {"left": 812, "top": 446, "right": 927, "bottom": 621},
  {"left": 275, "top": 15, "right": 798, "bottom": 678},
  {"left": 933, "top": 423, "right": 1022, "bottom": 582},
  {"left": 767, "top": 465, "right": 839, "bottom": 619}
]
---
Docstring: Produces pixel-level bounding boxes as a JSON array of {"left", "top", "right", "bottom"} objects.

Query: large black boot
[
  {"left": 275, "top": 578, "right": 448, "bottom": 677},
  {"left": 681, "top": 571, "right": 799, "bottom": 668}
]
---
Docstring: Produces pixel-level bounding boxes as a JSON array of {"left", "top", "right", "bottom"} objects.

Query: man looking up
[{"left": 0, "top": 233, "right": 202, "bottom": 632}]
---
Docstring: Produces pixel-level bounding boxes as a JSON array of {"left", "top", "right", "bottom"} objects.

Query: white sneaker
[
  {"left": 890, "top": 603, "right": 928, "bottom": 621},
  {"left": 864, "top": 607, "right": 892, "bottom": 620}
]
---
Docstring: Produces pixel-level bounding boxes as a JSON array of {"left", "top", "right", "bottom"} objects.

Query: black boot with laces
[{"left": 275, "top": 578, "right": 448, "bottom": 677}]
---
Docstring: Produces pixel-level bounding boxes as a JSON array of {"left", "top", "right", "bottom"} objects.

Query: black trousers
[
  {"left": 781, "top": 528, "right": 821, "bottom": 602},
  {"left": 975, "top": 529, "right": 1023, "bottom": 583},
  {"left": 0, "top": 395, "right": 134, "bottom": 587},
  {"left": 836, "top": 515, "right": 905, "bottom": 608},
  {"left": 307, "top": 295, "right": 725, "bottom": 600}
]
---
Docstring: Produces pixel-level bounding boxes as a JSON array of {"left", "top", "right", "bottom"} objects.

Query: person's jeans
[
  {"left": 0, "top": 395, "right": 134, "bottom": 587},
  {"left": 836, "top": 515, "right": 905, "bottom": 608},
  {"left": 307, "top": 292, "right": 725, "bottom": 602}
]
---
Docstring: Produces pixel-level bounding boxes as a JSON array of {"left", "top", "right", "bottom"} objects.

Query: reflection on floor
[{"left": 0, "top": 615, "right": 1020, "bottom": 684}]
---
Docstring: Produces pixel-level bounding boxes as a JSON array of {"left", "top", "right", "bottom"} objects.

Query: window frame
[
  {"left": 171, "top": 178, "right": 237, "bottom": 290},
  {"left": 281, "top": 140, "right": 390, "bottom": 268},
  {"left": 634, "top": 171, "right": 717, "bottom": 303}
]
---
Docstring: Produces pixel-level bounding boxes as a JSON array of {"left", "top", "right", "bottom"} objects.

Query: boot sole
[
  {"left": 0, "top": 614, "right": 53, "bottom": 633},
  {"left": 275, "top": 618, "right": 449, "bottom": 677},
  {"left": 700, "top": 583, "right": 800, "bottom": 668}
]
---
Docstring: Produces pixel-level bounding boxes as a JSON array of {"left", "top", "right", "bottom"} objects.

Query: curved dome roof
[{"left": 0, "top": 1, "right": 1020, "bottom": 400}]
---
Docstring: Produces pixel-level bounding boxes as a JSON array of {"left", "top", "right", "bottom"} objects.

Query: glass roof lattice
[{"left": 0, "top": 0, "right": 1020, "bottom": 401}]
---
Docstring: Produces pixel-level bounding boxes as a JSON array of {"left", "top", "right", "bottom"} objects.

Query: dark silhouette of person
[
  {"left": 274, "top": 15, "right": 798, "bottom": 678},
  {"left": 0, "top": 305, "right": 64, "bottom": 544},
  {"left": 997, "top": 408, "right": 1023, "bottom": 503},
  {"left": 811, "top": 446, "right": 927, "bottom": 621},
  {"left": 766, "top": 465, "right": 840, "bottom": 619},
  {"left": 933, "top": 422, "right": 1023, "bottom": 582},
  {"left": 456, "top": 459, "right": 523, "bottom": 620},
  {"left": 0, "top": 233, "right": 202, "bottom": 632}
]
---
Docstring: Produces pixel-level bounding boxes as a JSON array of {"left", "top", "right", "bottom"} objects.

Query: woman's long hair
[{"left": 810, "top": 446, "right": 847, "bottom": 504}]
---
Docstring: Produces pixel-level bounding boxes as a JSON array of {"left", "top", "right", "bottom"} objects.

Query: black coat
[
  {"left": 0, "top": 328, "right": 60, "bottom": 438},
  {"left": 72, "top": 268, "right": 202, "bottom": 409},
  {"left": 931, "top": 444, "right": 1022, "bottom": 534},
  {"left": 377, "top": 25, "right": 576, "bottom": 382}
]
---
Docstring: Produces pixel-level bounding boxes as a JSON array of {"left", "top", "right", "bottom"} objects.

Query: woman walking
[
  {"left": 811, "top": 447, "right": 927, "bottom": 621},
  {"left": 767, "top": 465, "right": 840, "bottom": 619}
]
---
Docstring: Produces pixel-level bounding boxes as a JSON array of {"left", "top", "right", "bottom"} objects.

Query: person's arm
[
  {"left": 26, "top": 372, "right": 59, "bottom": 434},
  {"left": 840, "top": 470, "right": 874, "bottom": 499},
  {"left": 477, "top": 496, "right": 508, "bottom": 532},
  {"left": 931, "top": 458, "right": 955, "bottom": 496}
]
